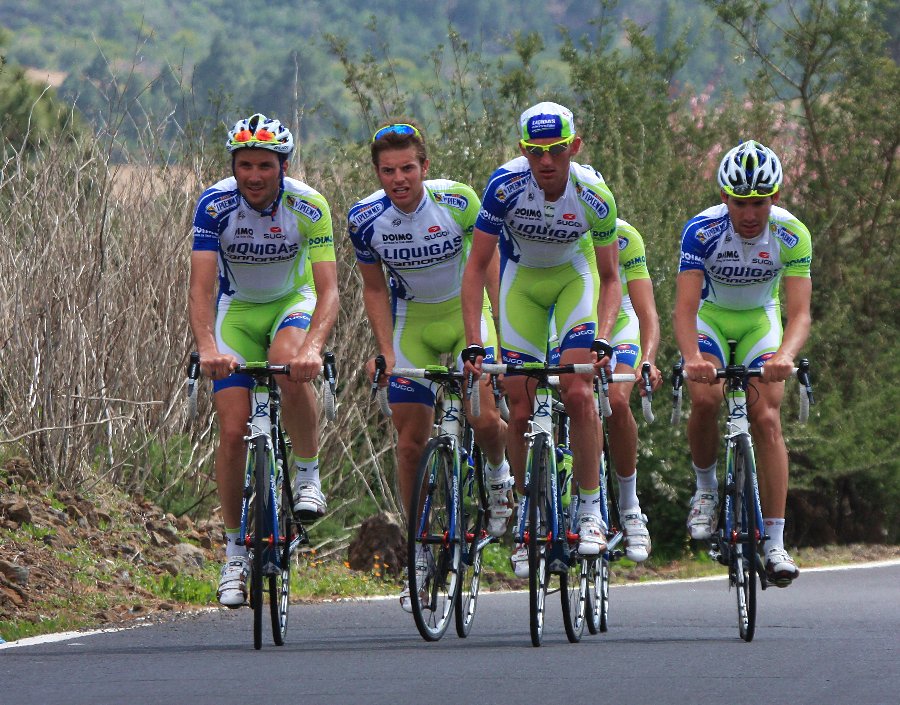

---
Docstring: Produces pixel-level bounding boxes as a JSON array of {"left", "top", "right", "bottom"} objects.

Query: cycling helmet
[
  {"left": 226, "top": 113, "right": 294, "bottom": 155},
  {"left": 717, "top": 140, "right": 782, "bottom": 197}
]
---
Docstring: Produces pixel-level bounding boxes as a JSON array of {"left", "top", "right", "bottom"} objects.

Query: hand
[
  {"left": 287, "top": 347, "right": 323, "bottom": 384},
  {"left": 591, "top": 338, "right": 614, "bottom": 374},
  {"left": 366, "top": 353, "right": 394, "bottom": 387},
  {"left": 761, "top": 351, "right": 794, "bottom": 383},
  {"left": 683, "top": 356, "right": 718, "bottom": 385},
  {"left": 461, "top": 343, "right": 486, "bottom": 379},
  {"left": 199, "top": 350, "right": 238, "bottom": 381},
  {"left": 639, "top": 361, "right": 663, "bottom": 394}
]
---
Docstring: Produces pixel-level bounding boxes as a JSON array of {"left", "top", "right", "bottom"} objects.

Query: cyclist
[
  {"left": 552, "top": 218, "right": 662, "bottom": 562},
  {"left": 461, "top": 101, "right": 621, "bottom": 576},
  {"left": 673, "top": 140, "right": 811, "bottom": 586},
  {"left": 189, "top": 113, "right": 339, "bottom": 607},
  {"left": 348, "top": 120, "right": 509, "bottom": 612}
]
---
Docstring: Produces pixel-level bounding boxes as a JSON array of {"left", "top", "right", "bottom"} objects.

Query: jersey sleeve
[
  {"left": 776, "top": 219, "right": 812, "bottom": 278},
  {"left": 475, "top": 168, "right": 514, "bottom": 236},
  {"left": 678, "top": 220, "right": 709, "bottom": 273},
  {"left": 577, "top": 173, "right": 617, "bottom": 247},
  {"left": 617, "top": 224, "right": 651, "bottom": 282},
  {"left": 191, "top": 188, "right": 236, "bottom": 252},
  {"left": 286, "top": 191, "right": 335, "bottom": 264}
]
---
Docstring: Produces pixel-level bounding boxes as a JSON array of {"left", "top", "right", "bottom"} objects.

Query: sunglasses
[
  {"left": 520, "top": 135, "right": 575, "bottom": 157},
  {"left": 231, "top": 128, "right": 277, "bottom": 145},
  {"left": 372, "top": 123, "right": 422, "bottom": 142},
  {"left": 726, "top": 183, "right": 779, "bottom": 197}
]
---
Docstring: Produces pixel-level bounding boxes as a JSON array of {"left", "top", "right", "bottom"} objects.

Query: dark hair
[{"left": 370, "top": 119, "right": 427, "bottom": 166}]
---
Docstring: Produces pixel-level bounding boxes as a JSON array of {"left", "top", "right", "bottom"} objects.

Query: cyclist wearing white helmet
[
  {"left": 673, "top": 139, "right": 812, "bottom": 586},
  {"left": 188, "top": 113, "right": 339, "bottom": 607}
]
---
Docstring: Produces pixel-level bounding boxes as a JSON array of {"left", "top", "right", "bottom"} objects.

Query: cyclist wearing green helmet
[
  {"left": 189, "top": 113, "right": 339, "bottom": 607},
  {"left": 674, "top": 139, "right": 812, "bottom": 586}
]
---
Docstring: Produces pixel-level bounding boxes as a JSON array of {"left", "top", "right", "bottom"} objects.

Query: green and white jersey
[
  {"left": 616, "top": 218, "right": 651, "bottom": 313},
  {"left": 348, "top": 180, "right": 480, "bottom": 304}
]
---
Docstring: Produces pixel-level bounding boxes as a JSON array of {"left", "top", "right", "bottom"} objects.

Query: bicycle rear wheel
[
  {"left": 731, "top": 434, "right": 758, "bottom": 642},
  {"left": 527, "top": 434, "right": 552, "bottom": 647},
  {"left": 248, "top": 437, "right": 267, "bottom": 650},
  {"left": 270, "top": 461, "right": 292, "bottom": 646},
  {"left": 408, "top": 437, "right": 461, "bottom": 641},
  {"left": 455, "top": 444, "right": 487, "bottom": 638}
]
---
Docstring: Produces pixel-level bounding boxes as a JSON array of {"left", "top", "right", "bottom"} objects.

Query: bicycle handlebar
[
  {"left": 371, "top": 359, "right": 482, "bottom": 419},
  {"left": 670, "top": 359, "right": 813, "bottom": 425}
]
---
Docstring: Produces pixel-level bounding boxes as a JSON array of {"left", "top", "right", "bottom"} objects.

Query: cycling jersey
[
  {"left": 349, "top": 180, "right": 480, "bottom": 303},
  {"left": 476, "top": 156, "right": 618, "bottom": 267},
  {"left": 192, "top": 176, "right": 335, "bottom": 303},
  {"left": 610, "top": 219, "right": 651, "bottom": 367},
  {"left": 679, "top": 203, "right": 811, "bottom": 311},
  {"left": 475, "top": 157, "right": 617, "bottom": 363}
]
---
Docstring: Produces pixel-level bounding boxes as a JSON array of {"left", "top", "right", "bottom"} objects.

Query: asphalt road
[{"left": 3, "top": 562, "right": 898, "bottom": 705}]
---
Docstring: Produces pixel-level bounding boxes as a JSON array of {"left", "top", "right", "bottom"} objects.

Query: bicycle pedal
[{"left": 609, "top": 549, "right": 625, "bottom": 561}]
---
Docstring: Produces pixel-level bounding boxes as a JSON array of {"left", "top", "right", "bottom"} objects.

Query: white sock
[
  {"left": 617, "top": 471, "right": 639, "bottom": 511},
  {"left": 579, "top": 487, "right": 603, "bottom": 519},
  {"left": 294, "top": 455, "right": 320, "bottom": 487},
  {"left": 486, "top": 458, "right": 510, "bottom": 481},
  {"left": 224, "top": 529, "right": 246, "bottom": 558},
  {"left": 763, "top": 518, "right": 786, "bottom": 553},
  {"left": 693, "top": 461, "right": 718, "bottom": 491}
]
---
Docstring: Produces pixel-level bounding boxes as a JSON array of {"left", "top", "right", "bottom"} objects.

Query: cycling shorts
[
  {"left": 389, "top": 295, "right": 497, "bottom": 406},
  {"left": 213, "top": 286, "right": 316, "bottom": 392},
  {"left": 498, "top": 255, "right": 598, "bottom": 365},
  {"left": 696, "top": 301, "right": 783, "bottom": 367}
]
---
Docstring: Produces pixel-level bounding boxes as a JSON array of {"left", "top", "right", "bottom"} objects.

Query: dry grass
[{"left": 0, "top": 131, "right": 402, "bottom": 555}]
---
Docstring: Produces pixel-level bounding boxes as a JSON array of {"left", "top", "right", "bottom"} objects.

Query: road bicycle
[
  {"left": 584, "top": 362, "right": 656, "bottom": 636},
  {"left": 482, "top": 361, "right": 636, "bottom": 646},
  {"left": 671, "top": 342, "right": 812, "bottom": 642},
  {"left": 374, "top": 359, "right": 493, "bottom": 641},
  {"left": 186, "top": 351, "right": 338, "bottom": 649}
]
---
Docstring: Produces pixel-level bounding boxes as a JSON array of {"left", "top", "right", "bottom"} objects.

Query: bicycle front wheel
[
  {"left": 248, "top": 437, "right": 267, "bottom": 650},
  {"left": 455, "top": 444, "right": 487, "bottom": 638},
  {"left": 731, "top": 434, "right": 758, "bottom": 642},
  {"left": 270, "top": 463, "right": 292, "bottom": 646},
  {"left": 408, "top": 437, "right": 461, "bottom": 641},
  {"left": 527, "top": 434, "right": 552, "bottom": 647},
  {"left": 560, "top": 474, "right": 585, "bottom": 643}
]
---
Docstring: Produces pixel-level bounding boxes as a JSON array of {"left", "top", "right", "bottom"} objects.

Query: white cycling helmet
[
  {"left": 226, "top": 113, "right": 294, "bottom": 155},
  {"left": 717, "top": 140, "right": 782, "bottom": 197}
]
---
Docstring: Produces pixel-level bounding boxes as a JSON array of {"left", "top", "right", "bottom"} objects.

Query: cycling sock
[
  {"left": 693, "top": 461, "right": 718, "bottom": 491},
  {"left": 486, "top": 458, "right": 510, "bottom": 481},
  {"left": 224, "top": 528, "right": 246, "bottom": 558},
  {"left": 293, "top": 455, "right": 320, "bottom": 487},
  {"left": 616, "top": 471, "right": 639, "bottom": 510},
  {"left": 763, "top": 518, "right": 786, "bottom": 552},
  {"left": 579, "top": 486, "right": 603, "bottom": 518}
]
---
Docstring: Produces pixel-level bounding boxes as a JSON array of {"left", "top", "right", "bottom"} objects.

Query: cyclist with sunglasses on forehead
[
  {"left": 348, "top": 120, "right": 509, "bottom": 612},
  {"left": 189, "top": 113, "right": 339, "bottom": 607},
  {"left": 674, "top": 140, "right": 812, "bottom": 586},
  {"left": 462, "top": 101, "right": 622, "bottom": 575}
]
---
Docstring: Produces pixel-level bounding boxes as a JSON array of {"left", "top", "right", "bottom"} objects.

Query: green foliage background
[{"left": 0, "top": 0, "right": 897, "bottom": 558}]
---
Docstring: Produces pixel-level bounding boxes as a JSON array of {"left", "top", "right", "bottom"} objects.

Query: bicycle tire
[
  {"left": 561, "top": 472, "right": 585, "bottom": 643},
  {"left": 586, "top": 555, "right": 610, "bottom": 634},
  {"left": 249, "top": 436, "right": 267, "bottom": 650},
  {"left": 527, "top": 434, "right": 552, "bottom": 647},
  {"left": 270, "top": 461, "right": 291, "bottom": 646},
  {"left": 455, "top": 444, "right": 487, "bottom": 638},
  {"left": 732, "top": 434, "right": 757, "bottom": 642},
  {"left": 408, "top": 437, "right": 460, "bottom": 641}
]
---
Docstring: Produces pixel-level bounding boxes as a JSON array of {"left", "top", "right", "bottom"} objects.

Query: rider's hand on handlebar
[
  {"left": 591, "top": 338, "right": 614, "bottom": 375},
  {"left": 199, "top": 350, "right": 239, "bottom": 381},
  {"left": 367, "top": 353, "right": 394, "bottom": 388},
  {"left": 287, "top": 347, "right": 322, "bottom": 384},
  {"left": 639, "top": 361, "right": 663, "bottom": 395},
  {"left": 683, "top": 355, "right": 718, "bottom": 385},
  {"left": 461, "top": 343, "right": 486, "bottom": 379},
  {"left": 760, "top": 351, "right": 795, "bottom": 383}
]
